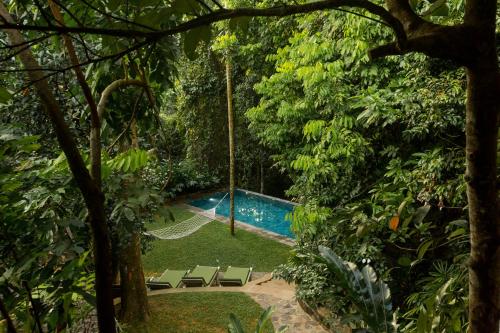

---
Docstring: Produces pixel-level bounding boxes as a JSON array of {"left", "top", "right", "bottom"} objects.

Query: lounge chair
[
  {"left": 181, "top": 265, "right": 220, "bottom": 287},
  {"left": 219, "top": 266, "right": 253, "bottom": 286},
  {"left": 146, "top": 269, "right": 189, "bottom": 290}
]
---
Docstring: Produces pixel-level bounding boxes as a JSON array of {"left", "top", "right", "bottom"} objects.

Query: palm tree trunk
[{"left": 226, "top": 61, "right": 235, "bottom": 236}]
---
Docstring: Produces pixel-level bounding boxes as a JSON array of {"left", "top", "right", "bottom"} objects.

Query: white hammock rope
[
  {"left": 147, "top": 193, "right": 229, "bottom": 240},
  {"left": 147, "top": 214, "right": 213, "bottom": 240}
]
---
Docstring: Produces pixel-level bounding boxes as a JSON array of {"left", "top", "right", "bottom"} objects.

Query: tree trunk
[
  {"left": 260, "top": 154, "right": 264, "bottom": 194},
  {"left": 0, "top": 296, "right": 17, "bottom": 333},
  {"left": 463, "top": 3, "right": 500, "bottom": 331},
  {"left": 465, "top": 67, "right": 500, "bottom": 333},
  {"left": 118, "top": 232, "right": 149, "bottom": 330},
  {"left": 118, "top": 117, "right": 150, "bottom": 329},
  {"left": 0, "top": 5, "right": 116, "bottom": 333},
  {"left": 226, "top": 61, "right": 235, "bottom": 236}
]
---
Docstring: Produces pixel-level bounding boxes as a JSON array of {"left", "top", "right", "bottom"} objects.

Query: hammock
[{"left": 147, "top": 193, "right": 228, "bottom": 240}]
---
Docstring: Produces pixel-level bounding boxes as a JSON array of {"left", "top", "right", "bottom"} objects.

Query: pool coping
[
  {"left": 180, "top": 203, "right": 296, "bottom": 247},
  {"left": 235, "top": 188, "right": 299, "bottom": 206}
]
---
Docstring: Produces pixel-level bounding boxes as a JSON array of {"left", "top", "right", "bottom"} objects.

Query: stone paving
[{"left": 250, "top": 293, "right": 327, "bottom": 333}]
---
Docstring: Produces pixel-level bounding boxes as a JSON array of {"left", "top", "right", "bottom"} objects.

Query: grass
[
  {"left": 142, "top": 206, "right": 291, "bottom": 274},
  {"left": 121, "top": 292, "right": 274, "bottom": 333}
]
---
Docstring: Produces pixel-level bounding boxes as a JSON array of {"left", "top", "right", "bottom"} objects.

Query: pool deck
[{"left": 180, "top": 203, "right": 296, "bottom": 246}]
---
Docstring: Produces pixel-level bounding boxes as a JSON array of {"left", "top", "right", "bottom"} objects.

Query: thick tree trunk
[
  {"left": 118, "top": 117, "right": 150, "bottom": 329},
  {"left": 463, "top": 3, "right": 500, "bottom": 331},
  {"left": 118, "top": 232, "right": 149, "bottom": 330},
  {"left": 0, "top": 6, "right": 116, "bottom": 333},
  {"left": 0, "top": 296, "right": 17, "bottom": 333},
  {"left": 226, "top": 61, "right": 235, "bottom": 235},
  {"left": 465, "top": 67, "right": 500, "bottom": 333}
]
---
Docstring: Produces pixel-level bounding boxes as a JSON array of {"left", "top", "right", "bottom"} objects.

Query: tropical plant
[
  {"left": 228, "top": 306, "right": 287, "bottom": 333},
  {"left": 319, "top": 246, "right": 398, "bottom": 333},
  {"left": 0, "top": 126, "right": 95, "bottom": 331}
]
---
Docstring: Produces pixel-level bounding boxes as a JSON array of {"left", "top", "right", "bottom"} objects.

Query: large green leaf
[
  {"left": 0, "top": 86, "right": 12, "bottom": 104},
  {"left": 172, "top": 0, "right": 202, "bottom": 15},
  {"left": 106, "top": 0, "right": 121, "bottom": 11},
  {"left": 319, "top": 245, "right": 397, "bottom": 333},
  {"left": 228, "top": 313, "right": 245, "bottom": 333},
  {"left": 423, "top": 0, "right": 449, "bottom": 17},
  {"left": 183, "top": 25, "right": 211, "bottom": 60},
  {"left": 229, "top": 17, "right": 251, "bottom": 34},
  {"left": 410, "top": 205, "right": 431, "bottom": 225}
]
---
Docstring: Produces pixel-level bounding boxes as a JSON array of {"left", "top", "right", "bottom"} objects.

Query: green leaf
[
  {"left": 318, "top": 246, "right": 397, "bottom": 333},
  {"left": 0, "top": 87, "right": 12, "bottom": 104},
  {"left": 397, "top": 200, "right": 408, "bottom": 216},
  {"left": 409, "top": 0, "right": 421, "bottom": 10},
  {"left": 227, "top": 313, "right": 245, "bottom": 333},
  {"left": 410, "top": 205, "right": 431, "bottom": 225},
  {"left": 123, "top": 207, "right": 135, "bottom": 221},
  {"left": 417, "top": 239, "right": 433, "bottom": 259},
  {"left": 397, "top": 256, "right": 412, "bottom": 267},
  {"left": 229, "top": 17, "right": 251, "bottom": 34},
  {"left": 183, "top": 25, "right": 211, "bottom": 60},
  {"left": 255, "top": 306, "right": 274, "bottom": 333},
  {"left": 123, "top": 155, "right": 131, "bottom": 172},
  {"left": 106, "top": 0, "right": 121, "bottom": 11},
  {"left": 422, "top": 0, "right": 449, "bottom": 17},
  {"left": 172, "top": 0, "right": 202, "bottom": 14},
  {"left": 447, "top": 228, "right": 465, "bottom": 240},
  {"left": 129, "top": 151, "right": 138, "bottom": 172}
]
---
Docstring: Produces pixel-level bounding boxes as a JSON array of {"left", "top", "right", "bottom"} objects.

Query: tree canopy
[{"left": 0, "top": 0, "right": 498, "bottom": 332}]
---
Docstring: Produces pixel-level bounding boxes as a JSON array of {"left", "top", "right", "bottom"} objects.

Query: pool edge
[
  {"left": 235, "top": 188, "right": 299, "bottom": 206},
  {"left": 180, "top": 203, "right": 296, "bottom": 247}
]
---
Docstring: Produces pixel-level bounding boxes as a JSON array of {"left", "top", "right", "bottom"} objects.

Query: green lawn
[
  {"left": 121, "top": 292, "right": 273, "bottom": 333},
  {"left": 142, "top": 206, "right": 291, "bottom": 274}
]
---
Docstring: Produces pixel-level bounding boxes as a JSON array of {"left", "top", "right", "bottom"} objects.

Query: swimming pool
[{"left": 188, "top": 189, "right": 295, "bottom": 238}]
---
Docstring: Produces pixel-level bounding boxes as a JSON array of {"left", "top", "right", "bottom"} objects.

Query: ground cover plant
[{"left": 143, "top": 206, "right": 291, "bottom": 274}]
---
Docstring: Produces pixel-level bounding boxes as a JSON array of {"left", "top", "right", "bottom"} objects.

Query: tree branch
[
  {"left": 48, "top": 0, "right": 103, "bottom": 188},
  {"left": 0, "top": 6, "right": 117, "bottom": 332},
  {"left": 97, "top": 79, "right": 147, "bottom": 121},
  {"left": 106, "top": 90, "right": 145, "bottom": 153},
  {"left": 0, "top": 0, "right": 406, "bottom": 45},
  {"left": 385, "top": 0, "right": 426, "bottom": 34}
]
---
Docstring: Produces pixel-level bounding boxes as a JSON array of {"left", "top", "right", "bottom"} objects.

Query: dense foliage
[
  {"left": 1, "top": 0, "right": 498, "bottom": 332},
  {"left": 244, "top": 9, "right": 470, "bottom": 332}
]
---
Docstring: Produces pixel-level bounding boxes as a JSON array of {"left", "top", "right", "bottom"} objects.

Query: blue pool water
[{"left": 189, "top": 189, "right": 295, "bottom": 238}]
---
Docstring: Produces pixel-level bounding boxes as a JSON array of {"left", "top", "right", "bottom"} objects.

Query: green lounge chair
[
  {"left": 219, "top": 266, "right": 253, "bottom": 286},
  {"left": 181, "top": 265, "right": 220, "bottom": 287},
  {"left": 146, "top": 269, "right": 189, "bottom": 290}
]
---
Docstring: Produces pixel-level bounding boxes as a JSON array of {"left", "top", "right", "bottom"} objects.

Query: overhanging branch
[{"left": 0, "top": 0, "right": 407, "bottom": 46}]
